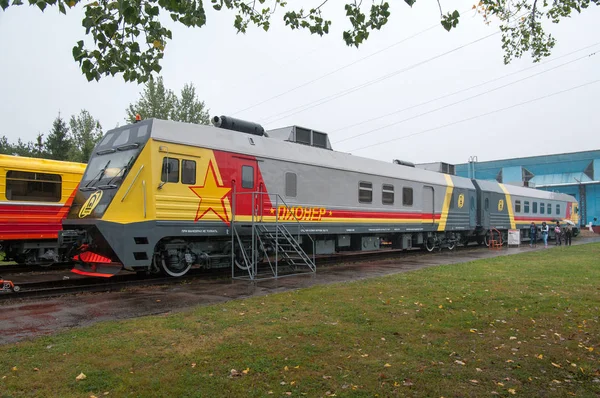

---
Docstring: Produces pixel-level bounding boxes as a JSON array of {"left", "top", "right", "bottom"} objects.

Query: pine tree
[{"left": 45, "top": 114, "right": 72, "bottom": 161}]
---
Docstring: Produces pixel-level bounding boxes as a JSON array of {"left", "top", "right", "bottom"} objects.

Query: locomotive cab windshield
[{"left": 80, "top": 120, "right": 151, "bottom": 191}]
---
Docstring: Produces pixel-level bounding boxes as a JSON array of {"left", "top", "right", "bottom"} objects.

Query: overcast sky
[{"left": 0, "top": 1, "right": 598, "bottom": 165}]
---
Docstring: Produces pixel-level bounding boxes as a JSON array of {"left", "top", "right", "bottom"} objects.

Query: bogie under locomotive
[{"left": 60, "top": 117, "right": 579, "bottom": 278}]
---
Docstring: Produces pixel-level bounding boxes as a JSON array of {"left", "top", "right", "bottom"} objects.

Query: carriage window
[
  {"left": 181, "top": 160, "right": 196, "bottom": 185},
  {"left": 285, "top": 172, "right": 297, "bottom": 197},
  {"left": 533, "top": 202, "right": 538, "bottom": 214},
  {"left": 524, "top": 201, "right": 530, "bottom": 213},
  {"left": 547, "top": 203, "right": 551, "bottom": 215},
  {"left": 5, "top": 171, "right": 62, "bottom": 202},
  {"left": 515, "top": 200, "right": 521, "bottom": 213},
  {"left": 402, "top": 187, "right": 413, "bottom": 206},
  {"left": 556, "top": 204, "right": 560, "bottom": 215},
  {"left": 359, "top": 181, "right": 372, "bottom": 203},
  {"left": 161, "top": 157, "right": 179, "bottom": 183},
  {"left": 484, "top": 197, "right": 489, "bottom": 210},
  {"left": 382, "top": 184, "right": 394, "bottom": 205},
  {"left": 242, "top": 166, "right": 254, "bottom": 189},
  {"left": 540, "top": 203, "right": 545, "bottom": 214}
]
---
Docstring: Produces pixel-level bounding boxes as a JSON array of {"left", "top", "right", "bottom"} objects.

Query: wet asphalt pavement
[{"left": 2, "top": 236, "right": 599, "bottom": 345}]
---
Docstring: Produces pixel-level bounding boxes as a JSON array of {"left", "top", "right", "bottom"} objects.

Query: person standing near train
[
  {"left": 541, "top": 222, "right": 549, "bottom": 248},
  {"left": 554, "top": 221, "right": 562, "bottom": 246},
  {"left": 530, "top": 222, "right": 537, "bottom": 247},
  {"left": 565, "top": 223, "right": 573, "bottom": 246}
]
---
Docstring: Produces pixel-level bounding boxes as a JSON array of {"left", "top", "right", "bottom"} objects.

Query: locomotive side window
[
  {"left": 181, "top": 160, "right": 196, "bottom": 185},
  {"left": 556, "top": 204, "right": 560, "bottom": 215},
  {"left": 402, "top": 187, "right": 413, "bottom": 206},
  {"left": 161, "top": 158, "right": 179, "bottom": 183},
  {"left": 359, "top": 182, "right": 373, "bottom": 203},
  {"left": 242, "top": 166, "right": 254, "bottom": 189},
  {"left": 533, "top": 202, "right": 538, "bottom": 214},
  {"left": 382, "top": 184, "right": 394, "bottom": 205},
  {"left": 285, "top": 172, "right": 297, "bottom": 197},
  {"left": 540, "top": 203, "right": 545, "bottom": 214},
  {"left": 524, "top": 201, "right": 530, "bottom": 213},
  {"left": 515, "top": 200, "right": 521, "bottom": 213},
  {"left": 484, "top": 197, "right": 489, "bottom": 210},
  {"left": 5, "top": 171, "right": 62, "bottom": 202}
]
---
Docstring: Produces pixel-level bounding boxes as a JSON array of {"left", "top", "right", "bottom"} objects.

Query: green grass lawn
[{"left": 1, "top": 244, "right": 599, "bottom": 397}]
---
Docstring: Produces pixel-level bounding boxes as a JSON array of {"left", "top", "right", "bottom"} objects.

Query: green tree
[
  {"left": 127, "top": 78, "right": 210, "bottom": 125},
  {"left": 1, "top": 0, "right": 595, "bottom": 84},
  {"left": 126, "top": 76, "right": 177, "bottom": 123},
  {"left": 69, "top": 110, "right": 103, "bottom": 163},
  {"left": 45, "top": 115, "right": 72, "bottom": 161},
  {"left": 173, "top": 83, "right": 210, "bottom": 125},
  {"left": 0, "top": 136, "right": 12, "bottom": 155}
]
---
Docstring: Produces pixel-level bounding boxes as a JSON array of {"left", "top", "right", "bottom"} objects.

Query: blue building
[{"left": 453, "top": 150, "right": 600, "bottom": 227}]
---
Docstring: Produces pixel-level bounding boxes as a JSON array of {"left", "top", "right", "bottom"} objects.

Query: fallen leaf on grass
[
  {"left": 469, "top": 380, "right": 479, "bottom": 384},
  {"left": 191, "top": 363, "right": 196, "bottom": 368},
  {"left": 508, "top": 388, "right": 516, "bottom": 394},
  {"left": 454, "top": 360, "right": 465, "bottom": 366},
  {"left": 33, "top": 368, "right": 39, "bottom": 371},
  {"left": 536, "top": 354, "right": 543, "bottom": 359},
  {"left": 470, "top": 329, "right": 477, "bottom": 333},
  {"left": 384, "top": 363, "right": 391, "bottom": 368},
  {"left": 552, "top": 380, "right": 561, "bottom": 384},
  {"left": 230, "top": 369, "right": 241, "bottom": 377},
  {"left": 510, "top": 336, "right": 517, "bottom": 340},
  {"left": 476, "top": 368, "right": 483, "bottom": 372},
  {"left": 323, "top": 375, "right": 332, "bottom": 379},
  {"left": 11, "top": 367, "right": 17, "bottom": 371},
  {"left": 552, "top": 362, "right": 562, "bottom": 368},
  {"left": 76, "top": 372, "right": 87, "bottom": 381},
  {"left": 403, "top": 380, "right": 413, "bottom": 386},
  {"left": 242, "top": 368, "right": 250, "bottom": 374}
]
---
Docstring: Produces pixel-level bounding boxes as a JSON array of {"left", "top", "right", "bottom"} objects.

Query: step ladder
[{"left": 231, "top": 192, "right": 316, "bottom": 281}]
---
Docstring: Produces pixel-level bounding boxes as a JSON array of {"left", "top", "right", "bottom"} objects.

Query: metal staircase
[{"left": 231, "top": 192, "right": 316, "bottom": 281}]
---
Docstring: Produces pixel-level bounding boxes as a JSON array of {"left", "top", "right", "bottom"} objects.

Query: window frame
[
  {"left": 358, "top": 181, "right": 373, "bottom": 204},
  {"left": 241, "top": 165, "right": 254, "bottom": 189},
  {"left": 285, "top": 172, "right": 297, "bottom": 198},
  {"left": 524, "top": 201, "right": 530, "bottom": 213},
  {"left": 402, "top": 187, "right": 413, "bottom": 207},
  {"left": 161, "top": 157, "right": 180, "bottom": 183},
  {"left": 382, "top": 184, "right": 394, "bottom": 205},
  {"left": 515, "top": 200, "right": 521, "bottom": 213},
  {"left": 5, "top": 170, "right": 62, "bottom": 202},
  {"left": 556, "top": 204, "right": 560, "bottom": 215},
  {"left": 533, "top": 202, "right": 538, "bottom": 214},
  {"left": 540, "top": 202, "right": 545, "bottom": 214},
  {"left": 181, "top": 159, "right": 196, "bottom": 185}
]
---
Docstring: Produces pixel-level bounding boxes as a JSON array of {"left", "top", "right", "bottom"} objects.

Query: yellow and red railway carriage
[
  {"left": 0, "top": 154, "right": 86, "bottom": 265},
  {"left": 61, "top": 116, "right": 579, "bottom": 278}
]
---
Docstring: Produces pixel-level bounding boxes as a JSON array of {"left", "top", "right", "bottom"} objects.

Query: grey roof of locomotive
[
  {"left": 149, "top": 119, "right": 575, "bottom": 202},
  {"left": 151, "top": 119, "right": 474, "bottom": 188}
]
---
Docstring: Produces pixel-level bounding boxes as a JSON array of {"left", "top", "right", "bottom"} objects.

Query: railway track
[
  {"left": 0, "top": 244, "right": 485, "bottom": 301},
  {"left": 0, "top": 262, "right": 73, "bottom": 275}
]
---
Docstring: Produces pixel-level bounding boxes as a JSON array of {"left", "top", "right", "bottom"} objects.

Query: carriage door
[
  {"left": 482, "top": 192, "right": 491, "bottom": 228},
  {"left": 232, "top": 157, "right": 261, "bottom": 221},
  {"left": 423, "top": 186, "right": 435, "bottom": 225},
  {"left": 469, "top": 191, "right": 476, "bottom": 227}
]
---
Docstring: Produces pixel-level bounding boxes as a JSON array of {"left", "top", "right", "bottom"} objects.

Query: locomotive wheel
[
  {"left": 425, "top": 238, "right": 436, "bottom": 252},
  {"left": 447, "top": 240, "right": 456, "bottom": 251},
  {"left": 154, "top": 251, "right": 191, "bottom": 277}
]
